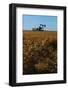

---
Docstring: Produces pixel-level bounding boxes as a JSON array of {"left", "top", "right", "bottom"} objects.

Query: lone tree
[{"left": 32, "top": 24, "right": 46, "bottom": 31}]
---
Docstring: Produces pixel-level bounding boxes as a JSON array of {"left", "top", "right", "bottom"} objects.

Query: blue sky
[{"left": 23, "top": 15, "right": 57, "bottom": 31}]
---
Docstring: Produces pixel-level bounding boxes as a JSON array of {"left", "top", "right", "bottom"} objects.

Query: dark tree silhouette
[{"left": 32, "top": 24, "right": 46, "bottom": 31}]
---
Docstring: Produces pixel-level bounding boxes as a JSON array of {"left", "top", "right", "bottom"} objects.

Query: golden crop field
[{"left": 23, "top": 31, "right": 57, "bottom": 75}]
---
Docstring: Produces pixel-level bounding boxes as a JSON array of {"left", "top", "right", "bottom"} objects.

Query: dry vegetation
[{"left": 23, "top": 31, "right": 57, "bottom": 75}]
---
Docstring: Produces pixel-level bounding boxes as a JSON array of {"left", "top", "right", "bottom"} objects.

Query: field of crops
[{"left": 23, "top": 31, "right": 57, "bottom": 75}]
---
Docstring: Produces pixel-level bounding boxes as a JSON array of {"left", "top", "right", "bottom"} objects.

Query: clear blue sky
[{"left": 23, "top": 15, "right": 57, "bottom": 31}]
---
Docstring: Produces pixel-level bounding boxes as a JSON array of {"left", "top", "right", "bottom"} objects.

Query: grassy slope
[{"left": 23, "top": 31, "right": 57, "bottom": 75}]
